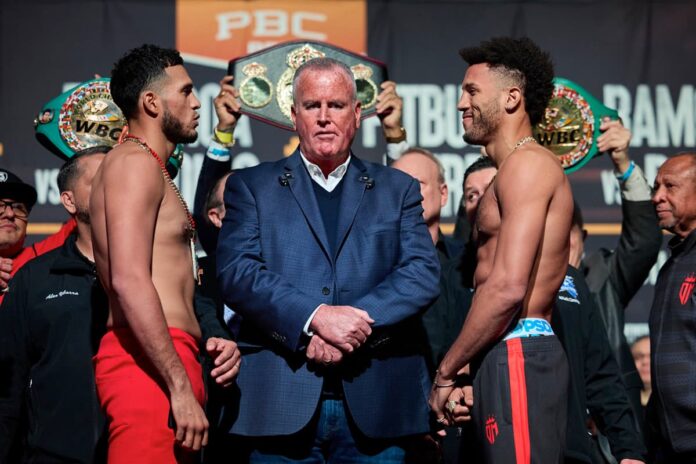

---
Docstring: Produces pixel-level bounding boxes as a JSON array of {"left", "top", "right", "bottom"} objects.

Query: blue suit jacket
[{"left": 216, "top": 151, "right": 439, "bottom": 438}]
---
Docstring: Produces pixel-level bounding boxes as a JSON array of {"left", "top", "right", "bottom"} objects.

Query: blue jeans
[{"left": 246, "top": 398, "right": 406, "bottom": 463}]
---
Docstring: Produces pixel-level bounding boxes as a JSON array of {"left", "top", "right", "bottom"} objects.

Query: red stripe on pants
[{"left": 507, "top": 338, "right": 530, "bottom": 464}]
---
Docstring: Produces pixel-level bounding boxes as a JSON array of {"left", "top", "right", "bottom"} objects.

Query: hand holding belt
[
  {"left": 533, "top": 77, "right": 619, "bottom": 173},
  {"left": 228, "top": 40, "right": 389, "bottom": 131}
]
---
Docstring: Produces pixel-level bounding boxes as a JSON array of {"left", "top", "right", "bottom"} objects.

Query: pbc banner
[
  {"left": 177, "top": 0, "right": 367, "bottom": 61},
  {"left": 2, "top": 1, "right": 695, "bottom": 325}
]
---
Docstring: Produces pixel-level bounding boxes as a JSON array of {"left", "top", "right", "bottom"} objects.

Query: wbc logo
[
  {"left": 680, "top": 273, "right": 695, "bottom": 305},
  {"left": 485, "top": 415, "right": 499, "bottom": 444}
]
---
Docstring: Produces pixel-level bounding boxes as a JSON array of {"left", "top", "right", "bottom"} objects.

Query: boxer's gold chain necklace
[
  {"left": 511, "top": 136, "right": 537, "bottom": 153},
  {"left": 121, "top": 135, "right": 196, "bottom": 238}
]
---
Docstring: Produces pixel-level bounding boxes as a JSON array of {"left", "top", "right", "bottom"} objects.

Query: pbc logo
[
  {"left": 485, "top": 415, "right": 499, "bottom": 444},
  {"left": 680, "top": 273, "right": 695, "bottom": 306}
]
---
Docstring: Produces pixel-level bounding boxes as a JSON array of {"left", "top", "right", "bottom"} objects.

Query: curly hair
[
  {"left": 459, "top": 37, "right": 554, "bottom": 126},
  {"left": 111, "top": 44, "right": 184, "bottom": 120}
]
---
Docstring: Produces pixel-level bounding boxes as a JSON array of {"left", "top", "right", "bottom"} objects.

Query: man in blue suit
[{"left": 216, "top": 57, "right": 440, "bottom": 462}]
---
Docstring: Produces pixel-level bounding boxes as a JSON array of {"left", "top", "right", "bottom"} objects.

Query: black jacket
[
  {"left": 193, "top": 153, "right": 231, "bottom": 256},
  {"left": 582, "top": 198, "right": 662, "bottom": 419},
  {"left": 195, "top": 254, "right": 230, "bottom": 342},
  {"left": 648, "top": 230, "right": 696, "bottom": 454},
  {"left": 191, "top": 151, "right": 239, "bottom": 348},
  {"left": 555, "top": 266, "right": 646, "bottom": 463},
  {"left": 420, "top": 232, "right": 468, "bottom": 374},
  {"left": 0, "top": 234, "right": 107, "bottom": 463}
]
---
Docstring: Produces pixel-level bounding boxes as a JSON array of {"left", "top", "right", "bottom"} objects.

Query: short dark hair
[
  {"left": 111, "top": 44, "right": 184, "bottom": 119},
  {"left": 57, "top": 146, "right": 110, "bottom": 192},
  {"left": 204, "top": 170, "right": 234, "bottom": 224},
  {"left": 459, "top": 37, "right": 554, "bottom": 126},
  {"left": 463, "top": 156, "right": 496, "bottom": 189}
]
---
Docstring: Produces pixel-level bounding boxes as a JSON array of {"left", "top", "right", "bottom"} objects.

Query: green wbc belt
[
  {"left": 228, "top": 40, "right": 389, "bottom": 131},
  {"left": 34, "top": 78, "right": 127, "bottom": 160},
  {"left": 533, "top": 77, "right": 619, "bottom": 173},
  {"left": 34, "top": 78, "right": 184, "bottom": 179}
]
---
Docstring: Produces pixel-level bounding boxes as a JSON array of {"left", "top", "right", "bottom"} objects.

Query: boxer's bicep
[
  {"left": 103, "top": 154, "right": 164, "bottom": 286},
  {"left": 493, "top": 156, "right": 556, "bottom": 291}
]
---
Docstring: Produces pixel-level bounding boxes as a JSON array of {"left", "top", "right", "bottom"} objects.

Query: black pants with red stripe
[{"left": 471, "top": 335, "right": 568, "bottom": 464}]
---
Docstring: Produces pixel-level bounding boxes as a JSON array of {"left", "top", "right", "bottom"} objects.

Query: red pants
[{"left": 94, "top": 328, "right": 205, "bottom": 464}]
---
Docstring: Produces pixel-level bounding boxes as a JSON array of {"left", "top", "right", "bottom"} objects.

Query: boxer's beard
[
  {"left": 162, "top": 107, "right": 197, "bottom": 145},
  {"left": 463, "top": 98, "right": 500, "bottom": 145}
]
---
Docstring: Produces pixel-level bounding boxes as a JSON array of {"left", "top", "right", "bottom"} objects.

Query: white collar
[{"left": 299, "top": 152, "right": 351, "bottom": 192}]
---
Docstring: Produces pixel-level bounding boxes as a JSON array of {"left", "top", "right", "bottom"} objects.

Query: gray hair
[
  {"left": 292, "top": 57, "right": 357, "bottom": 102},
  {"left": 402, "top": 147, "right": 446, "bottom": 184}
]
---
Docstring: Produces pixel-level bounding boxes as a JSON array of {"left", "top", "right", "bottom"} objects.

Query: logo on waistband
[
  {"left": 680, "top": 273, "right": 695, "bottom": 306},
  {"left": 485, "top": 415, "right": 499, "bottom": 444}
]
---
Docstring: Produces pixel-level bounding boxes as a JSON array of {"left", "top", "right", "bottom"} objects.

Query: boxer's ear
[
  {"left": 504, "top": 87, "right": 522, "bottom": 113},
  {"left": 142, "top": 90, "right": 160, "bottom": 117}
]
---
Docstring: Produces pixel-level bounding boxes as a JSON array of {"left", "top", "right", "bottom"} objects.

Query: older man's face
[
  {"left": 291, "top": 67, "right": 361, "bottom": 167},
  {"left": 0, "top": 198, "right": 29, "bottom": 257},
  {"left": 652, "top": 156, "right": 696, "bottom": 238},
  {"left": 392, "top": 153, "right": 447, "bottom": 227}
]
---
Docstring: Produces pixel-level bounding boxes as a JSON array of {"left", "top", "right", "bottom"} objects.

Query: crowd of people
[{"left": 0, "top": 36, "right": 693, "bottom": 464}]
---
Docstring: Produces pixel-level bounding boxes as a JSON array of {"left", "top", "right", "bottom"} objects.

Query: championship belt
[
  {"left": 533, "top": 77, "right": 619, "bottom": 173},
  {"left": 228, "top": 40, "right": 388, "bottom": 130},
  {"left": 34, "top": 78, "right": 184, "bottom": 178},
  {"left": 34, "top": 78, "right": 126, "bottom": 160}
]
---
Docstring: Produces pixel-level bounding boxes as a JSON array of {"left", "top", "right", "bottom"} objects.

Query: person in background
[
  {"left": 568, "top": 119, "right": 661, "bottom": 432},
  {"left": 0, "top": 148, "right": 108, "bottom": 463},
  {"left": 631, "top": 335, "right": 651, "bottom": 409},
  {"left": 393, "top": 148, "right": 471, "bottom": 463},
  {"left": 647, "top": 152, "right": 696, "bottom": 462},
  {"left": 392, "top": 148, "right": 464, "bottom": 371},
  {"left": 193, "top": 169, "right": 236, "bottom": 464},
  {"left": 0, "top": 168, "right": 76, "bottom": 304}
]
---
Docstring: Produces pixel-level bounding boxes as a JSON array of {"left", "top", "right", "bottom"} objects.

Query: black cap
[{"left": 0, "top": 169, "right": 38, "bottom": 210}]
